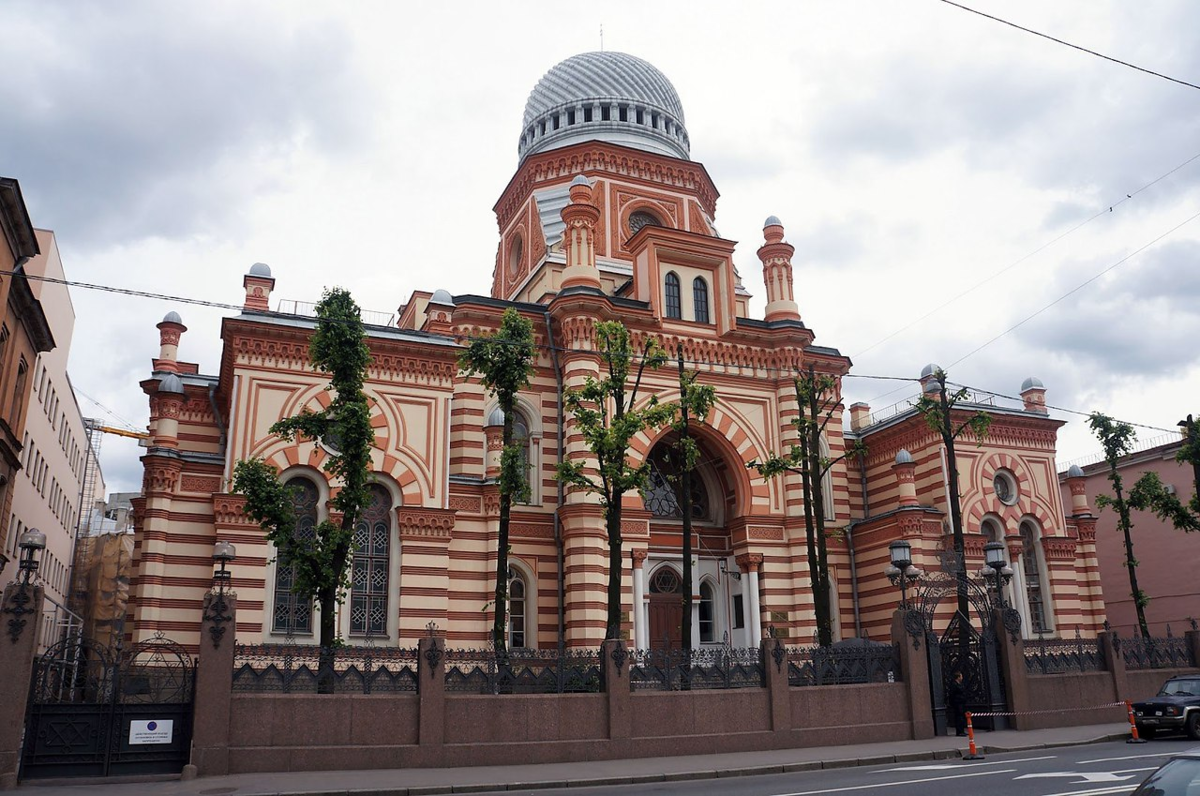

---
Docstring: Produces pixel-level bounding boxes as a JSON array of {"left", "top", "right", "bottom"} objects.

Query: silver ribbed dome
[
  {"left": 162, "top": 311, "right": 182, "bottom": 324},
  {"left": 1021, "top": 376, "right": 1045, "bottom": 391},
  {"left": 895, "top": 449, "right": 914, "bottom": 465},
  {"left": 518, "top": 52, "right": 690, "bottom": 163},
  {"left": 1067, "top": 464, "right": 1084, "bottom": 478},
  {"left": 158, "top": 374, "right": 184, "bottom": 394}
]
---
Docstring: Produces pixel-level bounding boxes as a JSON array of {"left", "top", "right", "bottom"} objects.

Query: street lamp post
[
  {"left": 16, "top": 528, "right": 47, "bottom": 585},
  {"left": 203, "top": 540, "right": 237, "bottom": 648},
  {"left": 885, "top": 539, "right": 923, "bottom": 609},
  {"left": 212, "top": 540, "right": 236, "bottom": 593},
  {"left": 981, "top": 541, "right": 1013, "bottom": 608}
]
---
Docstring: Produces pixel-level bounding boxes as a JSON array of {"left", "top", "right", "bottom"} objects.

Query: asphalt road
[{"left": 492, "top": 738, "right": 1198, "bottom": 796}]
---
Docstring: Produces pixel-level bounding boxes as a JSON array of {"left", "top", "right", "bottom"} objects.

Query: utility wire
[
  {"left": 947, "top": 382, "right": 1178, "bottom": 435},
  {"left": 853, "top": 148, "right": 1200, "bottom": 360},
  {"left": 938, "top": 0, "right": 1200, "bottom": 92},
  {"left": 947, "top": 206, "right": 1200, "bottom": 368},
  {"left": 5, "top": 271, "right": 1175, "bottom": 437}
]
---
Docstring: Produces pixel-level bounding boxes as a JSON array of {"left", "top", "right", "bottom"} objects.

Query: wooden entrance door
[{"left": 648, "top": 567, "right": 683, "bottom": 650}]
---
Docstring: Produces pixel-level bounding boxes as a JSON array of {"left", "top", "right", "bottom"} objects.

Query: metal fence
[
  {"left": 628, "top": 647, "right": 765, "bottom": 691},
  {"left": 232, "top": 643, "right": 419, "bottom": 694},
  {"left": 36, "top": 593, "right": 83, "bottom": 653},
  {"left": 1024, "top": 636, "right": 1105, "bottom": 675},
  {"left": 786, "top": 642, "right": 900, "bottom": 687},
  {"left": 444, "top": 647, "right": 601, "bottom": 694},
  {"left": 1120, "top": 635, "right": 1197, "bottom": 670}
]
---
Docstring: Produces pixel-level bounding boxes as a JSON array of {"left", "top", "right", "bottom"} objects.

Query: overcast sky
[{"left": 3, "top": 0, "right": 1199, "bottom": 495}]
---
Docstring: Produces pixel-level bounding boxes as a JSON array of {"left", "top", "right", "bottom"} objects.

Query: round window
[
  {"left": 993, "top": 470, "right": 1018, "bottom": 505},
  {"left": 629, "top": 210, "right": 661, "bottom": 235}
]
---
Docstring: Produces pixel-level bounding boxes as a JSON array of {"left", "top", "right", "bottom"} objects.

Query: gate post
[
  {"left": 187, "top": 592, "right": 237, "bottom": 778},
  {"left": 601, "top": 639, "right": 632, "bottom": 747},
  {"left": 1099, "top": 631, "right": 1128, "bottom": 702},
  {"left": 992, "top": 610, "right": 1031, "bottom": 730},
  {"left": 891, "top": 609, "right": 934, "bottom": 740},
  {"left": 764, "top": 638, "right": 792, "bottom": 734},
  {"left": 417, "top": 631, "right": 446, "bottom": 761},
  {"left": 0, "top": 581, "right": 44, "bottom": 789}
]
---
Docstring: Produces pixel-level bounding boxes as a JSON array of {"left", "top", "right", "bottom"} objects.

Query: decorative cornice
[{"left": 397, "top": 507, "right": 457, "bottom": 541}]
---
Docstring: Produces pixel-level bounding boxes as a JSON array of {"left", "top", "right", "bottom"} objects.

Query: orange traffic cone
[
  {"left": 1126, "top": 700, "right": 1147, "bottom": 744},
  {"left": 964, "top": 712, "right": 985, "bottom": 759}
]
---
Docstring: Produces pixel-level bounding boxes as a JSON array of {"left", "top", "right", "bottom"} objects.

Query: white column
[
  {"left": 632, "top": 563, "right": 646, "bottom": 650},
  {"left": 747, "top": 569, "right": 762, "bottom": 648},
  {"left": 1012, "top": 557, "right": 1032, "bottom": 637},
  {"left": 689, "top": 558, "right": 701, "bottom": 649}
]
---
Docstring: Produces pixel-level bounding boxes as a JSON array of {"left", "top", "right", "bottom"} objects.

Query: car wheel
[
  {"left": 1138, "top": 726, "right": 1157, "bottom": 740},
  {"left": 1186, "top": 712, "right": 1200, "bottom": 741}
]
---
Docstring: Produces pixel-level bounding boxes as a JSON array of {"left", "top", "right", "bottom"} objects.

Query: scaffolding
[{"left": 67, "top": 418, "right": 104, "bottom": 621}]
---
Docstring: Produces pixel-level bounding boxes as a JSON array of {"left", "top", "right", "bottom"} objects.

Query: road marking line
[
  {"left": 772, "top": 768, "right": 1017, "bottom": 795},
  {"left": 1016, "top": 772, "right": 1133, "bottom": 782},
  {"left": 1037, "top": 786, "right": 1135, "bottom": 796},
  {"left": 880, "top": 755, "right": 1056, "bottom": 772},
  {"left": 1079, "top": 751, "right": 1178, "bottom": 764}
]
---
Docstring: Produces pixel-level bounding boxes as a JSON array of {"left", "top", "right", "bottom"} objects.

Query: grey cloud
[{"left": 0, "top": 2, "right": 367, "bottom": 247}]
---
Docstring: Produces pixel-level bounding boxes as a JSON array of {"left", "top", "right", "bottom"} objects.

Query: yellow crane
[{"left": 90, "top": 423, "right": 150, "bottom": 441}]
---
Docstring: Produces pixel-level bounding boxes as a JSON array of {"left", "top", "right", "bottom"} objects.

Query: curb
[{"left": 238, "top": 732, "right": 1129, "bottom": 796}]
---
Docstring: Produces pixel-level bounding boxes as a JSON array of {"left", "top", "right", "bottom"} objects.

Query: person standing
[{"left": 948, "top": 670, "right": 968, "bottom": 736}]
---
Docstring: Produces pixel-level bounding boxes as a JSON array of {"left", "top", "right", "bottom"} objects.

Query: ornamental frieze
[
  {"left": 397, "top": 507, "right": 456, "bottom": 540},
  {"left": 448, "top": 495, "right": 482, "bottom": 513},
  {"left": 748, "top": 526, "right": 784, "bottom": 541},
  {"left": 511, "top": 523, "right": 554, "bottom": 539},
  {"left": 1041, "top": 536, "right": 1078, "bottom": 561},
  {"left": 180, "top": 475, "right": 221, "bottom": 494},
  {"left": 212, "top": 494, "right": 257, "bottom": 528},
  {"left": 142, "top": 461, "right": 181, "bottom": 495}
]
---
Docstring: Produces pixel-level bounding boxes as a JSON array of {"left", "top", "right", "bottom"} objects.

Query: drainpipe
[
  {"left": 222, "top": 375, "right": 240, "bottom": 490},
  {"left": 849, "top": 448, "right": 869, "bottom": 638},
  {"left": 544, "top": 311, "right": 566, "bottom": 647}
]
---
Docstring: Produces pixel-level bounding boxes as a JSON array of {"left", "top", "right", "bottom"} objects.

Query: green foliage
[
  {"left": 1088, "top": 411, "right": 1151, "bottom": 638},
  {"left": 1129, "top": 470, "right": 1200, "bottom": 532},
  {"left": 232, "top": 287, "right": 375, "bottom": 648},
  {"left": 555, "top": 321, "right": 676, "bottom": 639},
  {"left": 914, "top": 370, "right": 991, "bottom": 446},
  {"left": 457, "top": 307, "right": 537, "bottom": 652},
  {"left": 556, "top": 322, "right": 677, "bottom": 507}
]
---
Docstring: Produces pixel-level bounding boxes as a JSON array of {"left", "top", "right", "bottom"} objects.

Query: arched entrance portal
[{"left": 640, "top": 433, "right": 742, "bottom": 650}]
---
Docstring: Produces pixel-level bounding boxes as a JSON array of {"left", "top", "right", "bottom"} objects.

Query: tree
[
  {"left": 458, "top": 308, "right": 537, "bottom": 654},
  {"left": 1128, "top": 413, "right": 1200, "bottom": 533},
  {"left": 1089, "top": 413, "right": 1152, "bottom": 637},
  {"left": 557, "top": 322, "right": 677, "bottom": 641},
  {"left": 914, "top": 369, "right": 990, "bottom": 624},
  {"left": 233, "top": 288, "right": 375, "bottom": 677},
  {"left": 748, "top": 365, "right": 864, "bottom": 646},
  {"left": 669, "top": 345, "right": 717, "bottom": 653}
]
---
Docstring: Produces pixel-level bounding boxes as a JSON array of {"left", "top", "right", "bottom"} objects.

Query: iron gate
[
  {"left": 907, "top": 562, "right": 1013, "bottom": 734},
  {"left": 21, "top": 633, "right": 195, "bottom": 780}
]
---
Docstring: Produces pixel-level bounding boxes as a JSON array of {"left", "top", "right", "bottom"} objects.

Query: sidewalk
[{"left": 21, "top": 722, "right": 1131, "bottom": 796}]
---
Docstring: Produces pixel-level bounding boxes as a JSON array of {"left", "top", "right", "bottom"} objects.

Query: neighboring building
[
  {"left": 127, "top": 52, "right": 1105, "bottom": 652},
  {"left": 6, "top": 230, "right": 93, "bottom": 624},
  {"left": 0, "top": 178, "right": 55, "bottom": 575},
  {"left": 1059, "top": 434, "right": 1198, "bottom": 638}
]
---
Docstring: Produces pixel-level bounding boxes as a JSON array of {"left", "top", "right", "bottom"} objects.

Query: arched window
[
  {"left": 649, "top": 566, "right": 681, "bottom": 595},
  {"left": 819, "top": 437, "right": 835, "bottom": 522},
  {"left": 508, "top": 566, "right": 527, "bottom": 648},
  {"left": 489, "top": 405, "right": 533, "bottom": 503},
  {"left": 1019, "top": 521, "right": 1047, "bottom": 634},
  {"left": 664, "top": 272, "right": 682, "bottom": 319},
  {"left": 350, "top": 484, "right": 392, "bottom": 637},
  {"left": 629, "top": 210, "right": 662, "bottom": 235},
  {"left": 642, "top": 445, "right": 711, "bottom": 521},
  {"left": 272, "top": 477, "right": 318, "bottom": 634},
  {"left": 699, "top": 581, "right": 715, "bottom": 643},
  {"left": 693, "top": 277, "right": 710, "bottom": 324},
  {"left": 981, "top": 517, "right": 1003, "bottom": 543}
]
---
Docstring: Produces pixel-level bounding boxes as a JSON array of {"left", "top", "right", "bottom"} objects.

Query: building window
[
  {"left": 693, "top": 277, "right": 710, "bottom": 324},
  {"left": 819, "top": 437, "right": 835, "bottom": 522},
  {"left": 981, "top": 517, "right": 1003, "bottom": 543},
  {"left": 993, "top": 469, "right": 1019, "bottom": 505},
  {"left": 629, "top": 210, "right": 661, "bottom": 236},
  {"left": 1019, "top": 520, "right": 1047, "bottom": 634},
  {"left": 642, "top": 444, "right": 710, "bottom": 521},
  {"left": 699, "top": 581, "right": 715, "bottom": 642},
  {"left": 350, "top": 484, "right": 392, "bottom": 637},
  {"left": 508, "top": 566, "right": 527, "bottom": 648},
  {"left": 732, "top": 594, "right": 745, "bottom": 629},
  {"left": 272, "top": 477, "right": 318, "bottom": 635},
  {"left": 664, "top": 272, "right": 682, "bottom": 319}
]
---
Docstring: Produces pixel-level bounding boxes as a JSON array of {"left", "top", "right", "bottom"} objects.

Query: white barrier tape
[{"left": 967, "top": 702, "right": 1126, "bottom": 718}]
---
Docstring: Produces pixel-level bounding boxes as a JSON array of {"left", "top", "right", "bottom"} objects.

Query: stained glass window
[
  {"left": 350, "top": 484, "right": 392, "bottom": 637},
  {"left": 1020, "top": 521, "right": 1046, "bottom": 634},
  {"left": 508, "top": 566, "right": 527, "bottom": 649},
  {"left": 272, "top": 478, "right": 318, "bottom": 634}
]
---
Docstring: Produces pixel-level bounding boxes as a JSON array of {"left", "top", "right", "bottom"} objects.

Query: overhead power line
[
  {"left": 947, "top": 206, "right": 1200, "bottom": 368},
  {"left": 853, "top": 148, "right": 1200, "bottom": 360},
  {"left": 938, "top": 0, "right": 1200, "bottom": 92}
]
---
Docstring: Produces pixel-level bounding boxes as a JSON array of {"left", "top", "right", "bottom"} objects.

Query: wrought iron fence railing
[
  {"left": 1024, "top": 636, "right": 1105, "bottom": 675},
  {"left": 443, "top": 647, "right": 601, "bottom": 694},
  {"left": 1120, "top": 635, "right": 1197, "bottom": 670},
  {"left": 786, "top": 642, "right": 900, "bottom": 687},
  {"left": 232, "top": 643, "right": 419, "bottom": 694},
  {"left": 628, "top": 646, "right": 765, "bottom": 691}
]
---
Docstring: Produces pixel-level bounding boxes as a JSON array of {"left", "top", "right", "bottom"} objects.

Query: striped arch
[
  {"left": 629, "top": 405, "right": 762, "bottom": 517},
  {"left": 964, "top": 452, "right": 1057, "bottom": 532}
]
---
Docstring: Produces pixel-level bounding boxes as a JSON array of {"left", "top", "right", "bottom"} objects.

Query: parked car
[
  {"left": 1131, "top": 746, "right": 1200, "bottom": 795},
  {"left": 1133, "top": 675, "right": 1200, "bottom": 740}
]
